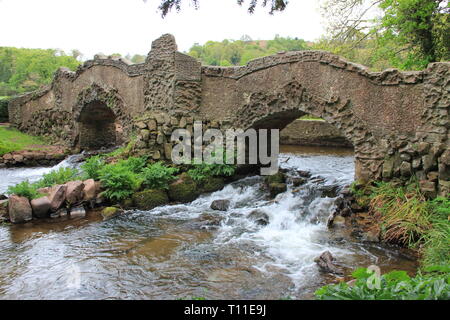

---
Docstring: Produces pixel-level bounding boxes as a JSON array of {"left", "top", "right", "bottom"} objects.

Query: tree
[
  {"left": 143, "top": 0, "right": 288, "bottom": 17},
  {"left": 318, "top": 0, "right": 449, "bottom": 69}
]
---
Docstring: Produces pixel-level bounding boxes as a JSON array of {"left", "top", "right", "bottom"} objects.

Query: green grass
[{"left": 0, "top": 126, "right": 48, "bottom": 156}]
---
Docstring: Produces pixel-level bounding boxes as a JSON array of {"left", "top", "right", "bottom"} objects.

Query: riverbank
[{"left": 317, "top": 179, "right": 450, "bottom": 299}]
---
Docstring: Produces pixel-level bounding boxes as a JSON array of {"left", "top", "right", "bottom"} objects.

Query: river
[{"left": 0, "top": 146, "right": 418, "bottom": 299}]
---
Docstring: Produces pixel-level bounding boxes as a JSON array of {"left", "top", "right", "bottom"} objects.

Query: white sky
[{"left": 0, "top": 0, "right": 326, "bottom": 59}]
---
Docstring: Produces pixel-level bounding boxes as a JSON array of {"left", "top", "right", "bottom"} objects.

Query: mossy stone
[
  {"left": 132, "top": 189, "right": 169, "bottom": 210},
  {"left": 168, "top": 173, "right": 199, "bottom": 203},
  {"left": 268, "top": 183, "right": 287, "bottom": 198},
  {"left": 198, "top": 177, "right": 225, "bottom": 194},
  {"left": 101, "top": 206, "right": 122, "bottom": 220},
  {"left": 265, "top": 172, "right": 286, "bottom": 185}
]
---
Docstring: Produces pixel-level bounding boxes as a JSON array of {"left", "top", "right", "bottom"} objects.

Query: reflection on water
[{"left": 0, "top": 146, "right": 417, "bottom": 300}]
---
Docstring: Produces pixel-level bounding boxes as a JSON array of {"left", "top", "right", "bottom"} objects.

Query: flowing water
[{"left": 0, "top": 146, "right": 418, "bottom": 300}]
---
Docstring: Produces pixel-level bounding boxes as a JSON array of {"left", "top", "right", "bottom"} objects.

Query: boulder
[
  {"left": 30, "top": 196, "right": 51, "bottom": 218},
  {"left": 168, "top": 173, "right": 199, "bottom": 203},
  {"left": 132, "top": 189, "right": 169, "bottom": 210},
  {"left": 268, "top": 183, "right": 287, "bottom": 198},
  {"left": 83, "top": 179, "right": 99, "bottom": 201},
  {"left": 0, "top": 199, "right": 8, "bottom": 221},
  {"left": 8, "top": 195, "right": 32, "bottom": 223},
  {"left": 292, "top": 177, "right": 307, "bottom": 187},
  {"left": 297, "top": 170, "right": 312, "bottom": 178},
  {"left": 247, "top": 209, "right": 269, "bottom": 226},
  {"left": 69, "top": 206, "right": 86, "bottom": 218},
  {"left": 48, "top": 184, "right": 67, "bottom": 211},
  {"left": 198, "top": 177, "right": 225, "bottom": 194},
  {"left": 65, "top": 180, "right": 85, "bottom": 204},
  {"left": 264, "top": 172, "right": 286, "bottom": 185},
  {"left": 101, "top": 207, "right": 122, "bottom": 220},
  {"left": 210, "top": 199, "right": 230, "bottom": 211},
  {"left": 314, "top": 251, "right": 344, "bottom": 275}
]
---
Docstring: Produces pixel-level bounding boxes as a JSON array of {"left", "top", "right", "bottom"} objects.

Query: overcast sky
[{"left": 0, "top": 0, "right": 326, "bottom": 59}]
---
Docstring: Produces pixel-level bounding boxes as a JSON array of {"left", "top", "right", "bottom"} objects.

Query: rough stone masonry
[{"left": 8, "top": 34, "right": 450, "bottom": 196}]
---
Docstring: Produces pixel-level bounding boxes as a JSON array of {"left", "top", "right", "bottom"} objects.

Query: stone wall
[
  {"left": 7, "top": 34, "right": 449, "bottom": 196},
  {"left": 280, "top": 119, "right": 352, "bottom": 147}
]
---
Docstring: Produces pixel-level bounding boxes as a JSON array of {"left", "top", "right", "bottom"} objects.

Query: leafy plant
[
  {"left": 81, "top": 155, "right": 105, "bottom": 180},
  {"left": 34, "top": 167, "right": 80, "bottom": 188},
  {"left": 141, "top": 162, "right": 178, "bottom": 190},
  {"left": 99, "top": 164, "right": 142, "bottom": 201},
  {"left": 6, "top": 180, "right": 42, "bottom": 199},
  {"left": 315, "top": 267, "right": 450, "bottom": 300},
  {"left": 115, "top": 156, "right": 148, "bottom": 174},
  {"left": 188, "top": 162, "right": 236, "bottom": 181}
]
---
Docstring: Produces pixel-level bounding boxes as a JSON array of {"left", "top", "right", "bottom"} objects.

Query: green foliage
[
  {"left": 0, "top": 126, "right": 47, "bottom": 156},
  {"left": 187, "top": 35, "right": 309, "bottom": 67},
  {"left": 369, "top": 180, "right": 433, "bottom": 246},
  {"left": 188, "top": 162, "right": 236, "bottom": 182},
  {"left": 317, "top": 0, "right": 449, "bottom": 70},
  {"left": 34, "top": 167, "right": 80, "bottom": 188},
  {"left": 0, "top": 47, "right": 80, "bottom": 96},
  {"left": 6, "top": 180, "right": 42, "bottom": 200},
  {"left": 81, "top": 156, "right": 105, "bottom": 180},
  {"left": 351, "top": 180, "right": 449, "bottom": 269},
  {"left": 141, "top": 162, "right": 178, "bottom": 190},
  {"left": 99, "top": 164, "right": 142, "bottom": 202},
  {"left": 315, "top": 267, "right": 450, "bottom": 300},
  {"left": 422, "top": 197, "right": 450, "bottom": 267},
  {"left": 115, "top": 156, "right": 148, "bottom": 174}
]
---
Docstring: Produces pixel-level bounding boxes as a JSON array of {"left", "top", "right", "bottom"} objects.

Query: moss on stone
[
  {"left": 268, "top": 182, "right": 287, "bottom": 198},
  {"left": 132, "top": 189, "right": 169, "bottom": 210},
  {"left": 168, "top": 173, "right": 199, "bottom": 203},
  {"left": 265, "top": 172, "right": 286, "bottom": 185},
  {"left": 101, "top": 206, "right": 121, "bottom": 220},
  {"left": 198, "top": 177, "right": 225, "bottom": 194}
]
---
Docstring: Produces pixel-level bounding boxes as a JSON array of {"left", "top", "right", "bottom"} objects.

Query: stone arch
[
  {"left": 231, "top": 81, "right": 383, "bottom": 181},
  {"left": 73, "top": 83, "right": 132, "bottom": 149}
]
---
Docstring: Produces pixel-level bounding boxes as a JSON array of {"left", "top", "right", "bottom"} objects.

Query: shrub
[
  {"left": 6, "top": 180, "right": 41, "bottom": 199},
  {"left": 99, "top": 164, "right": 142, "bottom": 201},
  {"left": 81, "top": 156, "right": 105, "bottom": 180},
  {"left": 315, "top": 267, "right": 450, "bottom": 300},
  {"left": 34, "top": 167, "right": 80, "bottom": 188},
  {"left": 141, "top": 162, "right": 178, "bottom": 190}
]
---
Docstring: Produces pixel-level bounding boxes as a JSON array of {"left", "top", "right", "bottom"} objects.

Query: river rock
[
  {"left": 132, "top": 189, "right": 169, "bottom": 210},
  {"left": 83, "top": 179, "right": 98, "bottom": 201},
  {"left": 69, "top": 205, "right": 86, "bottom": 218},
  {"left": 292, "top": 177, "right": 307, "bottom": 187},
  {"left": 210, "top": 199, "right": 230, "bottom": 211},
  {"left": 49, "top": 184, "right": 67, "bottom": 211},
  {"left": 268, "top": 183, "right": 287, "bottom": 198},
  {"left": 247, "top": 209, "right": 269, "bottom": 226},
  {"left": 101, "top": 207, "right": 122, "bottom": 220},
  {"left": 265, "top": 172, "right": 286, "bottom": 184},
  {"left": 0, "top": 199, "right": 8, "bottom": 221},
  {"left": 168, "top": 173, "right": 199, "bottom": 203},
  {"left": 198, "top": 177, "right": 225, "bottom": 193},
  {"left": 65, "top": 180, "right": 85, "bottom": 204},
  {"left": 314, "top": 251, "right": 344, "bottom": 275},
  {"left": 30, "top": 196, "right": 51, "bottom": 218},
  {"left": 8, "top": 195, "right": 32, "bottom": 223},
  {"left": 0, "top": 194, "right": 8, "bottom": 200},
  {"left": 297, "top": 170, "right": 312, "bottom": 178}
]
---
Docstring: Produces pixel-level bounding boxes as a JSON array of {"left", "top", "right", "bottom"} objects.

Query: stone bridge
[{"left": 8, "top": 34, "right": 450, "bottom": 196}]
